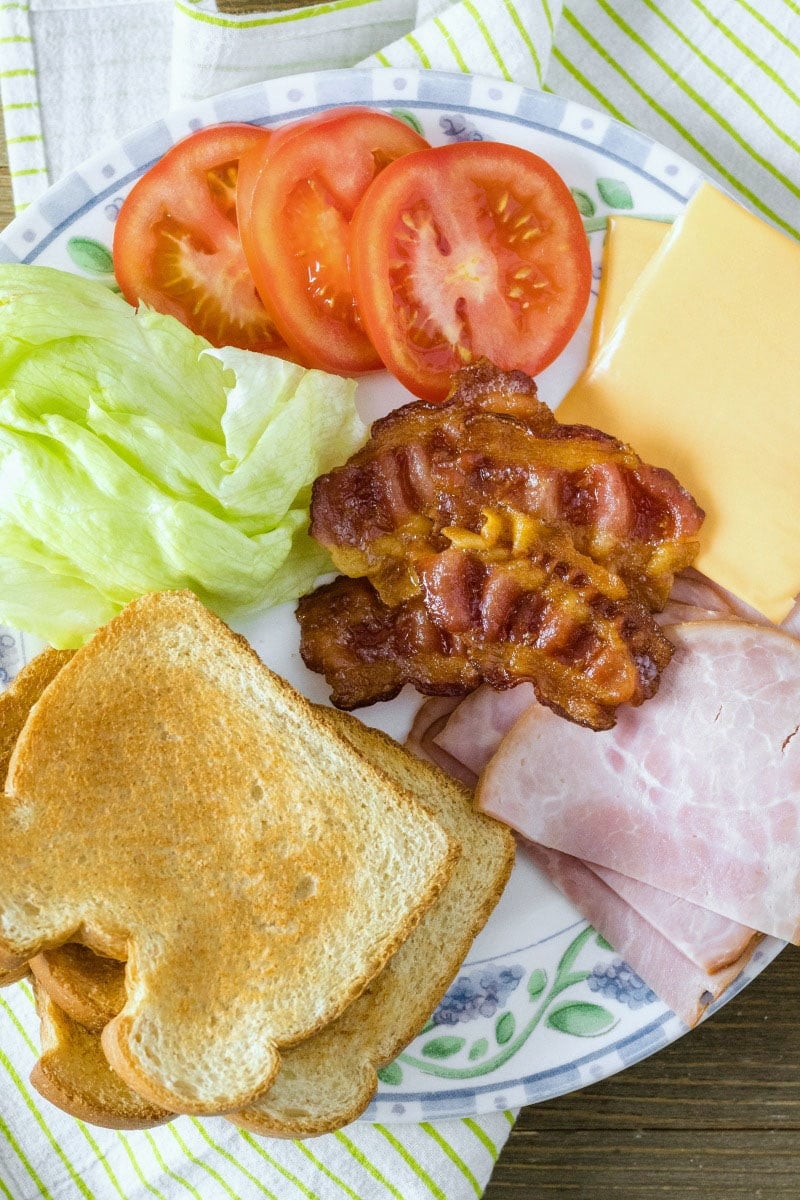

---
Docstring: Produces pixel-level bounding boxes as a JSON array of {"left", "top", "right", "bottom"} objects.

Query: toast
[
  {"left": 30, "top": 944, "right": 125, "bottom": 1034},
  {"left": 0, "top": 652, "right": 121, "bottom": 1008},
  {"left": 232, "top": 708, "right": 515, "bottom": 1136},
  {"left": 30, "top": 983, "right": 169, "bottom": 1129},
  {"left": 0, "top": 591, "right": 456, "bottom": 1114},
  {"left": 11, "top": 651, "right": 513, "bottom": 1134},
  {"left": 0, "top": 648, "right": 73, "bottom": 783},
  {"left": 0, "top": 648, "right": 74, "bottom": 986},
  {"left": 0, "top": 650, "right": 125, "bottom": 1023},
  {"left": 26, "top": 707, "right": 514, "bottom": 1134}
]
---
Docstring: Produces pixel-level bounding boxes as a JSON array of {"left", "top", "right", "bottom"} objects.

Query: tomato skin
[
  {"left": 238, "top": 108, "right": 430, "bottom": 376},
  {"left": 113, "top": 124, "right": 295, "bottom": 358},
  {"left": 349, "top": 141, "right": 593, "bottom": 401}
]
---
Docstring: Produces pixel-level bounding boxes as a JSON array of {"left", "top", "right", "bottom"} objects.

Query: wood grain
[{"left": 2, "top": 106, "right": 800, "bottom": 1200}]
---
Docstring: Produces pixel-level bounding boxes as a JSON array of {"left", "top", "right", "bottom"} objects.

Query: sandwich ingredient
[
  {"left": 25, "top": 718, "right": 513, "bottom": 1135},
  {"left": 32, "top": 985, "right": 170, "bottom": 1130},
  {"left": 525, "top": 846, "right": 760, "bottom": 1028},
  {"left": 476, "top": 619, "right": 800, "bottom": 942},
  {"left": 8, "top": 644, "right": 512, "bottom": 1133},
  {"left": 429, "top": 676, "right": 761, "bottom": 972},
  {"left": 0, "top": 591, "right": 456, "bottom": 1114},
  {"left": 112, "top": 112, "right": 591, "bottom": 392},
  {"left": 237, "top": 108, "right": 430, "bottom": 374},
  {"left": 559, "top": 182, "right": 800, "bottom": 623},
  {"left": 588, "top": 862, "right": 758, "bottom": 975},
  {"left": 415, "top": 651, "right": 765, "bottom": 1027},
  {"left": 349, "top": 141, "right": 592, "bottom": 401},
  {"left": 0, "top": 265, "right": 366, "bottom": 647},
  {"left": 298, "top": 361, "right": 703, "bottom": 728},
  {"left": 112, "top": 124, "right": 292, "bottom": 357},
  {"left": 31, "top": 944, "right": 126, "bottom": 1034},
  {"left": 587, "top": 214, "right": 669, "bottom": 359}
]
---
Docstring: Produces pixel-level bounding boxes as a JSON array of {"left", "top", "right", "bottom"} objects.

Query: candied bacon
[{"left": 298, "top": 362, "right": 704, "bottom": 729}]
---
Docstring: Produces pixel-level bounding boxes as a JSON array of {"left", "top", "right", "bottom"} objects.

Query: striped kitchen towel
[{"left": 0, "top": 969, "right": 516, "bottom": 1199}]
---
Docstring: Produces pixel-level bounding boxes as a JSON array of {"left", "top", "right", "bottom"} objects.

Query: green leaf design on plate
[
  {"left": 67, "top": 236, "right": 114, "bottom": 275},
  {"left": 547, "top": 1001, "right": 616, "bottom": 1037},
  {"left": 595, "top": 933, "right": 613, "bottom": 951},
  {"left": 422, "top": 1035, "right": 466, "bottom": 1059},
  {"left": 391, "top": 109, "right": 425, "bottom": 136},
  {"left": 571, "top": 188, "right": 595, "bottom": 217},
  {"left": 495, "top": 1012, "right": 516, "bottom": 1045},
  {"left": 377, "top": 1061, "right": 403, "bottom": 1085},
  {"left": 468, "top": 1038, "right": 489, "bottom": 1061},
  {"left": 597, "top": 178, "right": 634, "bottom": 209},
  {"left": 527, "top": 968, "right": 547, "bottom": 1000}
]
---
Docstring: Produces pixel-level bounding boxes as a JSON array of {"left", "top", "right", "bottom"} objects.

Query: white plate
[{"left": 0, "top": 67, "right": 783, "bottom": 1123}]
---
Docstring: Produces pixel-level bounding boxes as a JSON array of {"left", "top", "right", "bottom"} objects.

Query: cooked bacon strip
[
  {"left": 301, "top": 363, "right": 702, "bottom": 727},
  {"left": 311, "top": 363, "right": 703, "bottom": 613},
  {"left": 476, "top": 620, "right": 800, "bottom": 943},
  {"left": 297, "top": 574, "right": 673, "bottom": 726},
  {"left": 526, "top": 845, "right": 760, "bottom": 1028}
]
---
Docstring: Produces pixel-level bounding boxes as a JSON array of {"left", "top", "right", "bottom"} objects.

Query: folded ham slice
[
  {"left": 433, "top": 683, "right": 535, "bottom": 780},
  {"left": 527, "top": 846, "right": 761, "bottom": 1027},
  {"left": 405, "top": 696, "right": 475, "bottom": 785},
  {"left": 476, "top": 620, "right": 800, "bottom": 943},
  {"left": 432, "top": 676, "right": 760, "bottom": 974},
  {"left": 586, "top": 864, "right": 758, "bottom": 974}
]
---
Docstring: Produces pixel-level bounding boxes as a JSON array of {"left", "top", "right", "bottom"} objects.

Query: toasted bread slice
[
  {"left": 232, "top": 708, "right": 515, "bottom": 1137},
  {"left": 0, "top": 591, "right": 456, "bottom": 1114},
  {"left": 30, "top": 983, "right": 169, "bottom": 1129},
  {"left": 0, "top": 648, "right": 74, "bottom": 986},
  {"left": 0, "top": 649, "right": 125, "bottom": 1021},
  {"left": 26, "top": 711, "right": 512, "bottom": 1134},
  {"left": 0, "top": 647, "right": 74, "bottom": 783},
  {"left": 30, "top": 944, "right": 125, "bottom": 1034}
]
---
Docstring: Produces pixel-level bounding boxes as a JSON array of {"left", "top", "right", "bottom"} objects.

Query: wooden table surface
[{"left": 2, "top": 116, "right": 800, "bottom": 1200}]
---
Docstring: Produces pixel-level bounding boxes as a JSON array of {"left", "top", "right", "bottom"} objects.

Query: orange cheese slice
[
  {"left": 588, "top": 216, "right": 670, "bottom": 359},
  {"left": 559, "top": 182, "right": 800, "bottom": 623}
]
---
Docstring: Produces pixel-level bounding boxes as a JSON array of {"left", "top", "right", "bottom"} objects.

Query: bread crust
[{"left": 30, "top": 944, "right": 125, "bottom": 1033}]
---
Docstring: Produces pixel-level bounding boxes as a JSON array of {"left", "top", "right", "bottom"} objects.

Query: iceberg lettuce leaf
[{"left": 0, "top": 265, "right": 366, "bottom": 646}]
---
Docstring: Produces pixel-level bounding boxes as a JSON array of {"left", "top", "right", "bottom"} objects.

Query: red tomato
[
  {"left": 238, "top": 108, "right": 430, "bottom": 375},
  {"left": 349, "top": 142, "right": 593, "bottom": 401},
  {"left": 113, "top": 124, "right": 295, "bottom": 358}
]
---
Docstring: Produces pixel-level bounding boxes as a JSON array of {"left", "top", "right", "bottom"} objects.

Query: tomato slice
[
  {"left": 349, "top": 142, "right": 593, "bottom": 401},
  {"left": 113, "top": 124, "right": 295, "bottom": 358},
  {"left": 238, "top": 108, "right": 430, "bottom": 375}
]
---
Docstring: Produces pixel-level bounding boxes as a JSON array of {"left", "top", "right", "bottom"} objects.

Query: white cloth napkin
[{"left": 0, "top": 1, "right": 798, "bottom": 1198}]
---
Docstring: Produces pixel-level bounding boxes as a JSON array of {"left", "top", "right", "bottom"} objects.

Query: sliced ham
[
  {"left": 434, "top": 679, "right": 761, "bottom": 975},
  {"left": 527, "top": 845, "right": 761, "bottom": 1027},
  {"left": 406, "top": 695, "right": 477, "bottom": 785},
  {"left": 669, "top": 568, "right": 737, "bottom": 615},
  {"left": 782, "top": 597, "right": 800, "bottom": 640},
  {"left": 433, "top": 683, "right": 536, "bottom": 778},
  {"left": 477, "top": 620, "right": 800, "bottom": 943},
  {"left": 587, "top": 863, "right": 758, "bottom": 974}
]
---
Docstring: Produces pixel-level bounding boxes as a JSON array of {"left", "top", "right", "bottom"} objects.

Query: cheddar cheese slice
[
  {"left": 559, "top": 182, "right": 800, "bottom": 623},
  {"left": 588, "top": 216, "right": 669, "bottom": 359}
]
